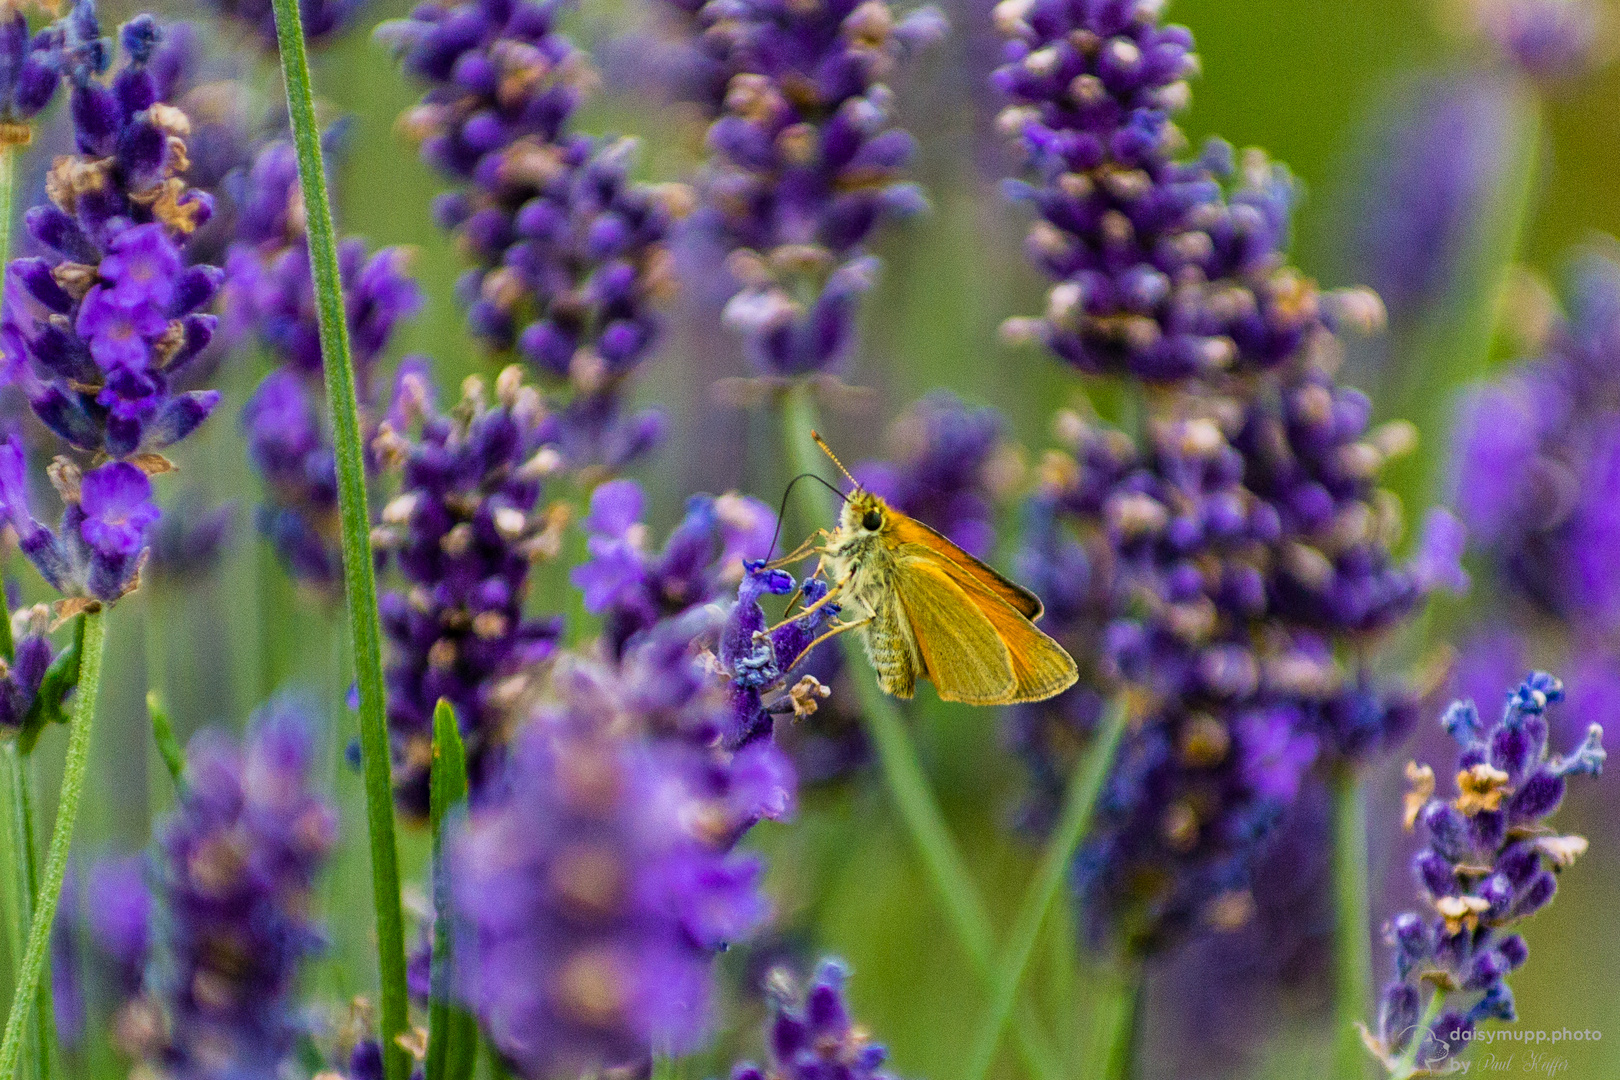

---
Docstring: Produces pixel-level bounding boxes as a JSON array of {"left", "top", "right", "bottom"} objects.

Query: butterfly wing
[
  {"left": 888, "top": 513, "right": 1045, "bottom": 620},
  {"left": 895, "top": 541, "right": 1078, "bottom": 704},
  {"left": 970, "top": 587, "right": 1079, "bottom": 702},
  {"left": 893, "top": 554, "right": 1017, "bottom": 704}
]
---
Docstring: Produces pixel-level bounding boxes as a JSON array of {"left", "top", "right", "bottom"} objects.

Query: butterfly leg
[
  {"left": 761, "top": 572, "right": 848, "bottom": 636},
  {"left": 764, "top": 530, "right": 831, "bottom": 570},
  {"left": 781, "top": 616, "right": 873, "bottom": 675}
]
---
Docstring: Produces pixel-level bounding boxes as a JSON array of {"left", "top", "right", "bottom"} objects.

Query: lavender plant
[
  {"left": 230, "top": 137, "right": 423, "bottom": 586},
  {"left": 988, "top": 0, "right": 1471, "bottom": 1074},
  {"left": 0, "top": 2, "right": 1610, "bottom": 1079},
  {"left": 1361, "top": 673, "right": 1603, "bottom": 1077},
  {"left": 0, "top": 5, "right": 232, "bottom": 1071},
  {"left": 370, "top": 363, "right": 564, "bottom": 814},
  {"left": 659, "top": 0, "right": 945, "bottom": 376},
  {"left": 730, "top": 960, "right": 897, "bottom": 1080},
  {"left": 114, "top": 699, "right": 338, "bottom": 1077},
  {"left": 377, "top": 0, "right": 683, "bottom": 472},
  {"left": 450, "top": 609, "right": 798, "bottom": 1073}
]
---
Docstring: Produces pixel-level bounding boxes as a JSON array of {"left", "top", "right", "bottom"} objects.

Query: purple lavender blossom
[
  {"left": 229, "top": 137, "right": 423, "bottom": 587},
  {"left": 135, "top": 698, "right": 338, "bottom": 1077},
  {"left": 661, "top": 0, "right": 946, "bottom": 374},
  {"left": 721, "top": 560, "right": 842, "bottom": 750},
  {"left": 0, "top": 601, "right": 63, "bottom": 732},
  {"left": 731, "top": 959, "right": 896, "bottom": 1080},
  {"left": 50, "top": 853, "right": 155, "bottom": 1057},
  {"left": 854, "top": 391, "right": 1013, "bottom": 559},
  {"left": 993, "top": 0, "right": 1363, "bottom": 380},
  {"left": 451, "top": 616, "right": 793, "bottom": 1075},
  {"left": 1017, "top": 389, "right": 1446, "bottom": 949},
  {"left": 0, "top": 437, "right": 162, "bottom": 603},
  {"left": 1448, "top": 246, "right": 1620, "bottom": 632},
  {"left": 0, "top": 5, "right": 225, "bottom": 603},
  {"left": 1342, "top": 75, "right": 1516, "bottom": 327},
  {"left": 378, "top": 0, "right": 684, "bottom": 471},
  {"left": 0, "top": 9, "right": 66, "bottom": 134},
  {"left": 147, "top": 490, "right": 234, "bottom": 583},
  {"left": 991, "top": 0, "right": 1461, "bottom": 955},
  {"left": 1474, "top": 0, "right": 1607, "bottom": 81},
  {"left": 572, "top": 477, "right": 775, "bottom": 656},
  {"left": 370, "top": 364, "right": 564, "bottom": 814},
  {"left": 1362, "top": 673, "right": 1603, "bottom": 1074},
  {"left": 206, "top": 0, "right": 366, "bottom": 50}
]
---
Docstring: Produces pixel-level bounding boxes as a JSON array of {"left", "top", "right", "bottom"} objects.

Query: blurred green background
[{"left": 16, "top": 0, "right": 1620, "bottom": 1078}]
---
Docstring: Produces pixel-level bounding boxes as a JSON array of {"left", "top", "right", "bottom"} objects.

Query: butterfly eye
[{"left": 862, "top": 510, "right": 883, "bottom": 531}]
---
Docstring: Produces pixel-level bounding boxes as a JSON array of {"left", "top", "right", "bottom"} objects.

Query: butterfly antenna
[
  {"left": 811, "top": 430, "right": 858, "bottom": 488},
  {"left": 763, "top": 472, "right": 848, "bottom": 564}
]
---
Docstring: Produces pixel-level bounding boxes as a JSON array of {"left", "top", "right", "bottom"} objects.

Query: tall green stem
[
  {"left": 963, "top": 696, "right": 1131, "bottom": 1080},
  {"left": 0, "top": 611, "right": 104, "bottom": 1080},
  {"left": 0, "top": 747, "right": 44, "bottom": 1080},
  {"left": 1333, "top": 769, "right": 1374, "bottom": 1080},
  {"left": 268, "top": 6, "right": 409, "bottom": 1079},
  {"left": 1097, "top": 962, "right": 1144, "bottom": 1080},
  {"left": 778, "top": 385, "right": 1062, "bottom": 1080}
]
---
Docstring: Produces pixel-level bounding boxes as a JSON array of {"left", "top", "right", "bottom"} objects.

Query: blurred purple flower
[
  {"left": 660, "top": 0, "right": 946, "bottom": 374},
  {"left": 138, "top": 698, "right": 338, "bottom": 1077},
  {"left": 451, "top": 616, "right": 792, "bottom": 1074},
  {"left": 854, "top": 391, "right": 1013, "bottom": 559},
  {"left": 1475, "top": 0, "right": 1607, "bottom": 81},
  {"left": 228, "top": 136, "right": 423, "bottom": 589},
  {"left": 206, "top": 0, "right": 366, "bottom": 50},
  {"left": 1343, "top": 75, "right": 1517, "bottom": 326},
  {"left": 378, "top": 0, "right": 684, "bottom": 472},
  {"left": 731, "top": 960, "right": 895, "bottom": 1080}
]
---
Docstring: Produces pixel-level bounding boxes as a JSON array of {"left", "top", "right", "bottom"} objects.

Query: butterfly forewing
[
  {"left": 975, "top": 592, "right": 1079, "bottom": 701},
  {"left": 888, "top": 515, "right": 1045, "bottom": 620},
  {"left": 893, "top": 555, "right": 1018, "bottom": 704}
]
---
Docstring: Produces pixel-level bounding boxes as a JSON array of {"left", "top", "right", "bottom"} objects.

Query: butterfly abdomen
[{"left": 859, "top": 601, "right": 917, "bottom": 699}]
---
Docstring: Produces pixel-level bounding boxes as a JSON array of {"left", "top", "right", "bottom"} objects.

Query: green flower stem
[
  {"left": 145, "top": 691, "right": 187, "bottom": 797},
  {"left": 0, "top": 610, "right": 105, "bottom": 1080},
  {"left": 1096, "top": 961, "right": 1144, "bottom": 1080},
  {"left": 1, "top": 746, "right": 43, "bottom": 1080},
  {"left": 426, "top": 702, "right": 477, "bottom": 1080},
  {"left": 268, "top": 5, "right": 409, "bottom": 1079},
  {"left": 1389, "top": 990, "right": 1448, "bottom": 1080},
  {"left": 963, "top": 695, "right": 1131, "bottom": 1080},
  {"left": 1333, "top": 769, "right": 1375, "bottom": 1080},
  {"left": 777, "top": 384, "right": 1062, "bottom": 1080}
]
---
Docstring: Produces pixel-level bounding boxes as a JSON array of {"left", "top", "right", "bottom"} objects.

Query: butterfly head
[{"left": 841, "top": 488, "right": 893, "bottom": 537}]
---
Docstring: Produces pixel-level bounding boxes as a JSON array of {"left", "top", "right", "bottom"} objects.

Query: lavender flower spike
[
  {"left": 667, "top": 0, "right": 947, "bottom": 374},
  {"left": 1, "top": 4, "right": 225, "bottom": 602},
  {"left": 230, "top": 137, "right": 423, "bottom": 586},
  {"left": 378, "top": 0, "right": 685, "bottom": 471},
  {"left": 129, "top": 698, "right": 338, "bottom": 1076},
  {"left": 994, "top": 0, "right": 1373, "bottom": 380},
  {"left": 371, "top": 363, "right": 565, "bottom": 815},
  {"left": 451, "top": 617, "right": 793, "bottom": 1075},
  {"left": 1361, "top": 673, "right": 1603, "bottom": 1075},
  {"left": 732, "top": 960, "right": 897, "bottom": 1080},
  {"left": 0, "top": 7, "right": 65, "bottom": 142},
  {"left": 1473, "top": 0, "right": 1608, "bottom": 82}
]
